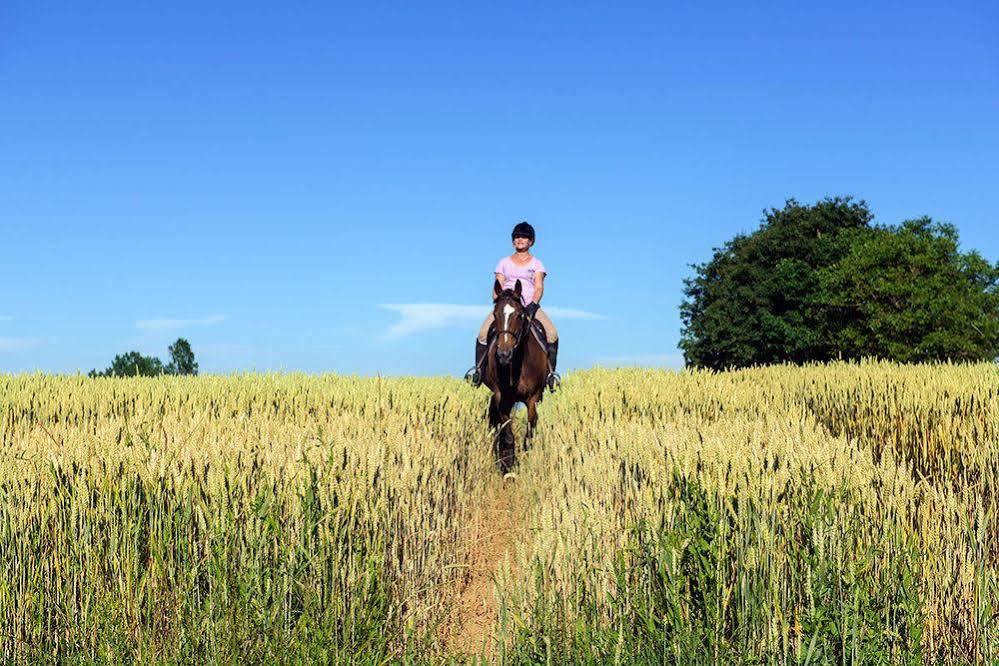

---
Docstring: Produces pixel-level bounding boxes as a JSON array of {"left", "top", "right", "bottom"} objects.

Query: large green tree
[
  {"left": 680, "top": 198, "right": 999, "bottom": 369},
  {"left": 680, "top": 197, "right": 873, "bottom": 368},
  {"left": 166, "top": 338, "right": 198, "bottom": 376}
]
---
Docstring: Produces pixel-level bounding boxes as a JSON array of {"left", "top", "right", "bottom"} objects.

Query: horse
[{"left": 481, "top": 278, "right": 551, "bottom": 473}]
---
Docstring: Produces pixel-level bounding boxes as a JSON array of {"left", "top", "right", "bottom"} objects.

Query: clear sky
[{"left": 2, "top": 1, "right": 997, "bottom": 375}]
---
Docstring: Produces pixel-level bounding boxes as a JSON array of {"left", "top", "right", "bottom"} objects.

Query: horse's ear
[
  {"left": 493, "top": 279, "right": 503, "bottom": 300},
  {"left": 514, "top": 280, "right": 522, "bottom": 298}
]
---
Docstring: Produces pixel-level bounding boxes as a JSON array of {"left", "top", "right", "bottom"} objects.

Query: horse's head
[{"left": 492, "top": 278, "right": 526, "bottom": 367}]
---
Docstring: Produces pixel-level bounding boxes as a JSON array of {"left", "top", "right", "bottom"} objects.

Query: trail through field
[{"left": 443, "top": 474, "right": 525, "bottom": 661}]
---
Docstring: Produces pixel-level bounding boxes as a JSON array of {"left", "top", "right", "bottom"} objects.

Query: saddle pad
[{"left": 529, "top": 318, "right": 548, "bottom": 347}]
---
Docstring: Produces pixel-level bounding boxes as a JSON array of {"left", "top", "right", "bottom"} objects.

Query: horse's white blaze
[{"left": 502, "top": 303, "right": 515, "bottom": 330}]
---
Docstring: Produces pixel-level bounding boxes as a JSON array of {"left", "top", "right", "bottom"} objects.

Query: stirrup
[
  {"left": 465, "top": 366, "right": 482, "bottom": 387},
  {"left": 546, "top": 371, "right": 561, "bottom": 392}
]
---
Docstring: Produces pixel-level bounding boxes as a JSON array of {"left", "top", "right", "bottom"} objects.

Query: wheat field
[{"left": 1, "top": 362, "right": 997, "bottom": 663}]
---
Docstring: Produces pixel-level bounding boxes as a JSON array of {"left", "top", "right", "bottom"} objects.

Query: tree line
[
  {"left": 680, "top": 197, "right": 999, "bottom": 370},
  {"left": 89, "top": 338, "right": 198, "bottom": 377}
]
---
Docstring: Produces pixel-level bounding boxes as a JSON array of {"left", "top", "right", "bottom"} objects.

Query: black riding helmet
[{"left": 511, "top": 221, "right": 535, "bottom": 242}]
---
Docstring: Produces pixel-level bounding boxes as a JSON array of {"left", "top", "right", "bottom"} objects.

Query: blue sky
[{"left": 2, "top": 0, "right": 997, "bottom": 375}]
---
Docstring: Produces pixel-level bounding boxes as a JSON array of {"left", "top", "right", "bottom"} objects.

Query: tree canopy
[
  {"left": 680, "top": 198, "right": 999, "bottom": 369},
  {"left": 819, "top": 218, "right": 999, "bottom": 363}
]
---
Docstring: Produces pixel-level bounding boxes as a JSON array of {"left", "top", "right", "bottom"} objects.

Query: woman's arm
[{"left": 533, "top": 272, "right": 545, "bottom": 303}]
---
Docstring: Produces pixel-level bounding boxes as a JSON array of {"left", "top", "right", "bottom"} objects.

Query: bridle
[
  {"left": 493, "top": 294, "right": 535, "bottom": 385},
  {"left": 494, "top": 295, "right": 532, "bottom": 351}
]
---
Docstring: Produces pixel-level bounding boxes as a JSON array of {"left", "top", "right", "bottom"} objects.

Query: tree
[
  {"left": 819, "top": 218, "right": 999, "bottom": 363},
  {"left": 680, "top": 197, "right": 874, "bottom": 368},
  {"left": 88, "top": 351, "right": 165, "bottom": 378},
  {"left": 165, "top": 338, "right": 198, "bottom": 376},
  {"left": 680, "top": 199, "right": 999, "bottom": 369}
]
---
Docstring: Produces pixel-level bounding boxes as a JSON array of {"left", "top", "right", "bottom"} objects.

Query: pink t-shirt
[{"left": 495, "top": 255, "right": 547, "bottom": 306}]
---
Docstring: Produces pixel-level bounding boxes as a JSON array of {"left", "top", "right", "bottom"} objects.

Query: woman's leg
[
  {"left": 466, "top": 312, "right": 495, "bottom": 385},
  {"left": 534, "top": 308, "right": 560, "bottom": 390},
  {"left": 534, "top": 309, "right": 558, "bottom": 342},
  {"left": 477, "top": 312, "right": 495, "bottom": 344}
]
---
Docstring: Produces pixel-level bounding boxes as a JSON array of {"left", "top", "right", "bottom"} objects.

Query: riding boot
[
  {"left": 546, "top": 339, "right": 561, "bottom": 391},
  {"left": 464, "top": 340, "right": 489, "bottom": 386}
]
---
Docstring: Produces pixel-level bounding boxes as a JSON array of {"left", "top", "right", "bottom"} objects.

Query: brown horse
[{"left": 481, "top": 279, "right": 550, "bottom": 473}]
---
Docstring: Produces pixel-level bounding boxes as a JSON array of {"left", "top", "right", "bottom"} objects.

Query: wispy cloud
[
  {"left": 596, "top": 352, "right": 686, "bottom": 369},
  {"left": 379, "top": 303, "right": 605, "bottom": 340},
  {"left": 136, "top": 314, "right": 226, "bottom": 332},
  {"left": 198, "top": 342, "right": 250, "bottom": 354},
  {"left": 0, "top": 337, "right": 41, "bottom": 352}
]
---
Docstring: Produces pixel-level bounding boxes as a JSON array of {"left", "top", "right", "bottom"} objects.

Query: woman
[{"left": 465, "top": 221, "right": 560, "bottom": 390}]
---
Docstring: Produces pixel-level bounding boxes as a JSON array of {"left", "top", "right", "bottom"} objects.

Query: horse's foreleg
[
  {"left": 524, "top": 395, "right": 539, "bottom": 450},
  {"left": 492, "top": 398, "right": 515, "bottom": 474},
  {"left": 489, "top": 397, "right": 502, "bottom": 462}
]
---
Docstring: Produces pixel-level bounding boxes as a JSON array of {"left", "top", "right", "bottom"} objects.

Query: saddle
[{"left": 487, "top": 317, "right": 548, "bottom": 349}]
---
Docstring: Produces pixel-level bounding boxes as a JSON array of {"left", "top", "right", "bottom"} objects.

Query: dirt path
[{"left": 442, "top": 475, "right": 524, "bottom": 661}]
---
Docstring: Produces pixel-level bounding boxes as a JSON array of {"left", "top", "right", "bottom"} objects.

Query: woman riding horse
[{"left": 465, "top": 221, "right": 560, "bottom": 391}]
